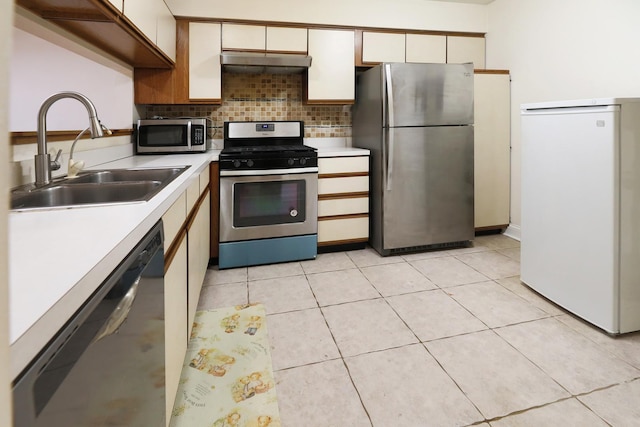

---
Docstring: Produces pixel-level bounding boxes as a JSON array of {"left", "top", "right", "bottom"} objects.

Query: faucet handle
[{"left": 50, "top": 149, "right": 62, "bottom": 171}]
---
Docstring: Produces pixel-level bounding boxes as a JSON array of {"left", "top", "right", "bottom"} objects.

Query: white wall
[
  {"left": 486, "top": 0, "right": 640, "bottom": 233},
  {"left": 1, "top": 0, "right": 13, "bottom": 424},
  {"left": 166, "top": 0, "right": 488, "bottom": 33}
]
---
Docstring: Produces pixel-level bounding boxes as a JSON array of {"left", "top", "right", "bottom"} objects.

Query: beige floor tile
[
  {"left": 274, "top": 360, "right": 371, "bottom": 427},
  {"left": 578, "top": 379, "right": 640, "bottom": 426},
  {"left": 300, "top": 251, "right": 356, "bottom": 274},
  {"left": 267, "top": 308, "right": 340, "bottom": 371},
  {"left": 497, "top": 247, "right": 520, "bottom": 262},
  {"left": 491, "top": 398, "right": 608, "bottom": 426},
  {"left": 557, "top": 314, "right": 640, "bottom": 369},
  {"left": 248, "top": 275, "right": 317, "bottom": 315},
  {"left": 322, "top": 299, "right": 418, "bottom": 357},
  {"left": 247, "top": 261, "right": 304, "bottom": 281},
  {"left": 346, "top": 246, "right": 404, "bottom": 268},
  {"left": 496, "top": 318, "right": 640, "bottom": 395},
  {"left": 425, "top": 330, "right": 569, "bottom": 419},
  {"left": 474, "top": 234, "right": 520, "bottom": 250},
  {"left": 196, "top": 282, "right": 247, "bottom": 310},
  {"left": 400, "top": 249, "right": 456, "bottom": 262},
  {"left": 496, "top": 276, "right": 567, "bottom": 316},
  {"left": 456, "top": 251, "right": 520, "bottom": 280},
  {"left": 410, "top": 256, "right": 489, "bottom": 288},
  {"left": 448, "top": 281, "right": 548, "bottom": 328},
  {"left": 360, "top": 262, "right": 437, "bottom": 297},
  {"left": 307, "top": 268, "right": 380, "bottom": 306},
  {"left": 345, "top": 344, "right": 483, "bottom": 426},
  {"left": 387, "top": 290, "right": 487, "bottom": 341},
  {"left": 203, "top": 266, "right": 247, "bottom": 285}
]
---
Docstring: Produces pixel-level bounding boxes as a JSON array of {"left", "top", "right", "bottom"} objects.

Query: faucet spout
[{"left": 35, "top": 91, "right": 105, "bottom": 186}]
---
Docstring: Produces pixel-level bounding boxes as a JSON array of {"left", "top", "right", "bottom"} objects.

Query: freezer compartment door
[
  {"left": 382, "top": 126, "right": 474, "bottom": 250},
  {"left": 385, "top": 62, "right": 474, "bottom": 127}
]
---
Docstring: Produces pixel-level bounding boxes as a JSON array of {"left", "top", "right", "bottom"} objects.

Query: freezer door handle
[
  {"left": 385, "top": 64, "right": 395, "bottom": 128},
  {"left": 386, "top": 131, "right": 394, "bottom": 191}
]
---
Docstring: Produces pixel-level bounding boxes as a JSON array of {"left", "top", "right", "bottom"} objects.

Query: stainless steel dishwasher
[{"left": 13, "top": 220, "right": 165, "bottom": 427}]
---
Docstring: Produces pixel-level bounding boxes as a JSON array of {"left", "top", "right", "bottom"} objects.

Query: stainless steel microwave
[{"left": 136, "top": 117, "right": 211, "bottom": 154}]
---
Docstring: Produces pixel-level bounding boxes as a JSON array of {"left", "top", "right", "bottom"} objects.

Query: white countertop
[
  {"left": 9, "top": 144, "right": 368, "bottom": 380},
  {"left": 9, "top": 150, "right": 220, "bottom": 379}
]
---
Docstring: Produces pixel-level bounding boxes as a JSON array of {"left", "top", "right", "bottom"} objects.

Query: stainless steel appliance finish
[
  {"left": 220, "top": 52, "right": 312, "bottom": 74},
  {"left": 218, "top": 121, "right": 318, "bottom": 269},
  {"left": 12, "top": 221, "right": 165, "bottom": 426},
  {"left": 353, "top": 63, "right": 475, "bottom": 256},
  {"left": 136, "top": 117, "right": 211, "bottom": 154}
]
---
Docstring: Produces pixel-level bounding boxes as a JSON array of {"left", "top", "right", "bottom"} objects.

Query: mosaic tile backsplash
[{"left": 145, "top": 73, "right": 352, "bottom": 139}]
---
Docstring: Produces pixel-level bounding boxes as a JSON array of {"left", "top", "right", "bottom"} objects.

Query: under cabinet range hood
[{"left": 220, "top": 52, "right": 312, "bottom": 74}]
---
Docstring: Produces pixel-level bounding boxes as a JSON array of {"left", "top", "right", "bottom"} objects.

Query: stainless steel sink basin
[{"left": 11, "top": 166, "right": 190, "bottom": 211}]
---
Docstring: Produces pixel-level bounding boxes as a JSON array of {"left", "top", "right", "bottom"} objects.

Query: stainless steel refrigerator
[{"left": 353, "top": 62, "right": 474, "bottom": 256}]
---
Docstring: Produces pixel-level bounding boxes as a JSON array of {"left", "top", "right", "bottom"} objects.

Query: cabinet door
[
  {"left": 123, "top": 0, "right": 156, "bottom": 43},
  {"left": 474, "top": 72, "right": 510, "bottom": 229},
  {"left": 222, "top": 23, "right": 265, "bottom": 51},
  {"left": 447, "top": 36, "right": 485, "bottom": 69},
  {"left": 362, "top": 31, "right": 405, "bottom": 63},
  {"left": 307, "top": 29, "right": 355, "bottom": 104},
  {"left": 164, "top": 234, "right": 187, "bottom": 425},
  {"left": 405, "top": 34, "right": 446, "bottom": 64},
  {"left": 189, "top": 22, "right": 222, "bottom": 101},
  {"left": 266, "top": 27, "right": 307, "bottom": 52},
  {"left": 156, "top": 0, "right": 176, "bottom": 61},
  {"left": 187, "top": 193, "right": 211, "bottom": 337},
  {"left": 105, "top": 0, "right": 122, "bottom": 12}
]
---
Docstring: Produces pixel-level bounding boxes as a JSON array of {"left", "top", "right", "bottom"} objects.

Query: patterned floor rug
[{"left": 170, "top": 303, "right": 281, "bottom": 427}]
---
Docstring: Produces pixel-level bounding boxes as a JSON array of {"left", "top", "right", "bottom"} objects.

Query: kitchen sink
[{"left": 11, "top": 166, "right": 190, "bottom": 211}]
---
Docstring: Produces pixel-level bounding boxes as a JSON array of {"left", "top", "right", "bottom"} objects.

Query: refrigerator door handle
[
  {"left": 384, "top": 64, "right": 395, "bottom": 128},
  {"left": 386, "top": 130, "right": 394, "bottom": 191}
]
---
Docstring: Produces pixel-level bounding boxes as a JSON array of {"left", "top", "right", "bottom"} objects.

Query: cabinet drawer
[
  {"left": 222, "top": 23, "right": 265, "bottom": 50},
  {"left": 267, "top": 27, "right": 307, "bottom": 52},
  {"left": 318, "top": 217, "right": 369, "bottom": 243},
  {"left": 319, "top": 156, "right": 369, "bottom": 174},
  {"left": 186, "top": 178, "right": 200, "bottom": 214},
  {"left": 163, "top": 192, "right": 187, "bottom": 252},
  {"left": 199, "top": 166, "right": 210, "bottom": 193},
  {"left": 318, "top": 197, "right": 369, "bottom": 217},
  {"left": 319, "top": 176, "right": 369, "bottom": 195}
]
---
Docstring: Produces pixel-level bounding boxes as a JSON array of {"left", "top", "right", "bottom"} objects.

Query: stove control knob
[
  {"left": 288, "top": 158, "right": 295, "bottom": 166},
  {"left": 233, "top": 160, "right": 241, "bottom": 168},
  {"left": 247, "top": 159, "right": 254, "bottom": 167},
  {"left": 300, "top": 157, "right": 307, "bottom": 166}
]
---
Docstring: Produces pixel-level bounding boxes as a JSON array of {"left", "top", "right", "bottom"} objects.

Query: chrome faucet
[{"left": 35, "top": 92, "right": 105, "bottom": 186}]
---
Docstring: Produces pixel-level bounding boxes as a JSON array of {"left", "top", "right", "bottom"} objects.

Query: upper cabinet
[
  {"left": 361, "top": 31, "right": 405, "bottom": 63},
  {"left": 124, "top": 0, "right": 176, "bottom": 61},
  {"left": 307, "top": 29, "right": 355, "bottom": 104},
  {"left": 189, "top": 22, "right": 222, "bottom": 101},
  {"left": 221, "top": 23, "right": 308, "bottom": 53},
  {"left": 447, "top": 36, "right": 485, "bottom": 69},
  {"left": 405, "top": 34, "right": 446, "bottom": 64},
  {"left": 16, "top": 0, "right": 174, "bottom": 68}
]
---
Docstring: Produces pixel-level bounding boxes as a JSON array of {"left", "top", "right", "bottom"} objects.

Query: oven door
[{"left": 219, "top": 170, "right": 318, "bottom": 243}]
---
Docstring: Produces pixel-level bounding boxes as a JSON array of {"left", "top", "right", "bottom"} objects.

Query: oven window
[{"left": 234, "top": 180, "right": 306, "bottom": 227}]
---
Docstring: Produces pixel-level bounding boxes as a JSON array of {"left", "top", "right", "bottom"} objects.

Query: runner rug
[{"left": 169, "top": 303, "right": 281, "bottom": 427}]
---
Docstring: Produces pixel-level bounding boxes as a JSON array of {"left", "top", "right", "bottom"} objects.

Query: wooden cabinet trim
[
  {"left": 318, "top": 237, "right": 368, "bottom": 247},
  {"left": 319, "top": 171, "right": 369, "bottom": 179},
  {"left": 10, "top": 128, "right": 132, "bottom": 145},
  {"left": 319, "top": 191, "right": 369, "bottom": 201},
  {"left": 318, "top": 213, "right": 369, "bottom": 221},
  {"left": 164, "top": 228, "right": 187, "bottom": 274},
  {"left": 209, "top": 162, "right": 220, "bottom": 258},
  {"left": 474, "top": 69, "right": 510, "bottom": 75}
]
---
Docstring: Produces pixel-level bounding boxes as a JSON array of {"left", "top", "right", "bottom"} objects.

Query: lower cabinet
[
  {"left": 317, "top": 155, "right": 370, "bottom": 248},
  {"left": 161, "top": 164, "right": 212, "bottom": 423}
]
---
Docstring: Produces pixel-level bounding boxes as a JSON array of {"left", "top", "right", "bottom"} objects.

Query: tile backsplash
[{"left": 146, "top": 73, "right": 352, "bottom": 140}]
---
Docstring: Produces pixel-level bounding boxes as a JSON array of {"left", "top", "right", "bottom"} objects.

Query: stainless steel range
[{"left": 218, "top": 121, "right": 318, "bottom": 269}]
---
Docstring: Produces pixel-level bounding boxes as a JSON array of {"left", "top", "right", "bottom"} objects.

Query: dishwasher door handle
[{"left": 91, "top": 276, "right": 141, "bottom": 344}]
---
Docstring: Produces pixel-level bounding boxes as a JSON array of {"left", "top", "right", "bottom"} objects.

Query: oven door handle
[{"left": 220, "top": 167, "right": 318, "bottom": 177}]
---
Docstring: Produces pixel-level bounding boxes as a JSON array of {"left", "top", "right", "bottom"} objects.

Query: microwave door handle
[{"left": 186, "top": 120, "right": 192, "bottom": 149}]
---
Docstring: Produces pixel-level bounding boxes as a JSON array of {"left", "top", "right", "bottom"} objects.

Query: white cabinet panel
[
  {"left": 319, "top": 197, "right": 369, "bottom": 217},
  {"left": 198, "top": 166, "right": 210, "bottom": 194},
  {"left": 362, "top": 32, "right": 405, "bottom": 63},
  {"left": 162, "top": 192, "right": 186, "bottom": 253},
  {"left": 447, "top": 36, "right": 485, "bottom": 68},
  {"left": 319, "top": 176, "right": 369, "bottom": 194},
  {"left": 187, "top": 193, "right": 210, "bottom": 338},
  {"left": 405, "top": 34, "right": 446, "bottom": 64},
  {"left": 106, "top": 0, "right": 123, "bottom": 12},
  {"left": 319, "top": 156, "right": 369, "bottom": 174},
  {"left": 124, "top": 0, "right": 156, "bottom": 43},
  {"left": 222, "top": 23, "right": 265, "bottom": 50},
  {"left": 267, "top": 27, "right": 307, "bottom": 52},
  {"left": 186, "top": 178, "right": 200, "bottom": 214},
  {"left": 318, "top": 217, "right": 369, "bottom": 243},
  {"left": 189, "top": 22, "right": 222, "bottom": 100},
  {"left": 156, "top": 1, "right": 176, "bottom": 61},
  {"left": 474, "top": 72, "right": 510, "bottom": 228},
  {"left": 307, "top": 29, "right": 354, "bottom": 103}
]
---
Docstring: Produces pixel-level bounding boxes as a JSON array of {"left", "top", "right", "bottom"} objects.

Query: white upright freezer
[{"left": 521, "top": 98, "right": 640, "bottom": 334}]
